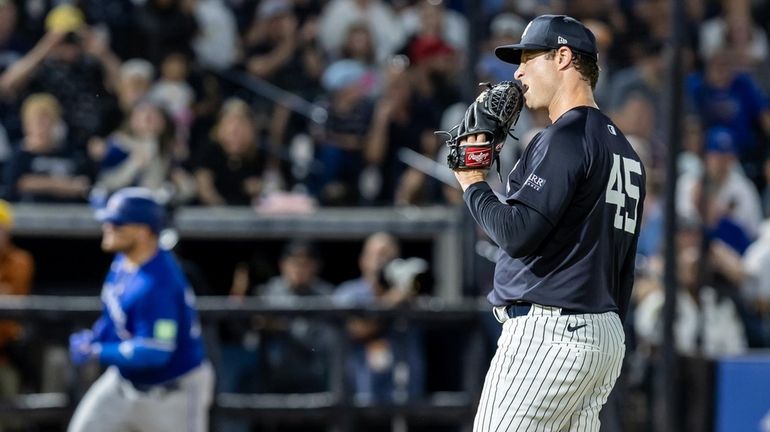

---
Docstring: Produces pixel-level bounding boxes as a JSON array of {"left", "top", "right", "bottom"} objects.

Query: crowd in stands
[
  {"left": 1, "top": 0, "right": 770, "bottom": 429},
  {"left": 0, "top": 0, "right": 764, "bottom": 208},
  {"left": 0, "top": 0, "right": 469, "bottom": 207}
]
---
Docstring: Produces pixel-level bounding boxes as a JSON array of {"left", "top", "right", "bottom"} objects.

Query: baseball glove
[{"left": 436, "top": 81, "right": 524, "bottom": 178}]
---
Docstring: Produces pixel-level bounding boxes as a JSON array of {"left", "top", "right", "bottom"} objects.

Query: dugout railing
[
  {"left": 10, "top": 204, "right": 469, "bottom": 300},
  {"left": 0, "top": 295, "right": 492, "bottom": 432}
]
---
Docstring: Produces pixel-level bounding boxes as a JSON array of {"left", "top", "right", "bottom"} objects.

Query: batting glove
[{"left": 69, "top": 330, "right": 96, "bottom": 366}]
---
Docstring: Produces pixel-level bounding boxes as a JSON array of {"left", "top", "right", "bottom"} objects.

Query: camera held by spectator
[{"left": 376, "top": 257, "right": 431, "bottom": 301}]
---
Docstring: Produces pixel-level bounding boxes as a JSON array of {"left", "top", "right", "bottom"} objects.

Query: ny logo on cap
[
  {"left": 558, "top": 36, "right": 568, "bottom": 44},
  {"left": 522, "top": 21, "right": 533, "bottom": 39}
]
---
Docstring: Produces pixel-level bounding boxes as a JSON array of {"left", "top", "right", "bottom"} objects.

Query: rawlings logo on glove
[
  {"left": 467, "top": 149, "right": 491, "bottom": 166},
  {"left": 436, "top": 81, "right": 524, "bottom": 178}
]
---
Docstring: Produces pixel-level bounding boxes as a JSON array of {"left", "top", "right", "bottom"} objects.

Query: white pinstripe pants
[{"left": 473, "top": 304, "right": 625, "bottom": 432}]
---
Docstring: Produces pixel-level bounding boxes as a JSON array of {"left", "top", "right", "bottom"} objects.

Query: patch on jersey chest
[
  {"left": 154, "top": 319, "right": 178, "bottom": 341},
  {"left": 524, "top": 173, "right": 546, "bottom": 191}
]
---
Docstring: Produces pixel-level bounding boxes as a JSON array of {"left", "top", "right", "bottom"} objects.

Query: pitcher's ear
[{"left": 556, "top": 46, "right": 574, "bottom": 69}]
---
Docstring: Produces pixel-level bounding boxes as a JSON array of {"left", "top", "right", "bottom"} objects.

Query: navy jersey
[
  {"left": 92, "top": 249, "right": 205, "bottom": 385},
  {"left": 492, "top": 106, "right": 645, "bottom": 319}
]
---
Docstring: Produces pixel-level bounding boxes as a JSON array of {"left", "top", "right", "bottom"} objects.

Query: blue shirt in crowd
[{"left": 686, "top": 72, "right": 770, "bottom": 157}]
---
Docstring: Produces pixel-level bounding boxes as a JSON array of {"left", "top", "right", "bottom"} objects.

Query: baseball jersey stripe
[
  {"left": 476, "top": 318, "right": 519, "bottom": 432},
  {"left": 550, "top": 347, "right": 593, "bottom": 431},
  {"left": 489, "top": 319, "right": 520, "bottom": 428},
  {"left": 496, "top": 316, "right": 545, "bottom": 411}
]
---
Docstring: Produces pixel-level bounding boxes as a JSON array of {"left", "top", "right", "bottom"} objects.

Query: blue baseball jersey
[
  {"left": 492, "top": 106, "right": 645, "bottom": 319},
  {"left": 686, "top": 72, "right": 769, "bottom": 157},
  {"left": 91, "top": 249, "right": 205, "bottom": 385}
]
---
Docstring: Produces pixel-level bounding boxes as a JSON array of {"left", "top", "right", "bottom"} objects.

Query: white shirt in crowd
[
  {"left": 677, "top": 168, "right": 763, "bottom": 239},
  {"left": 318, "top": 0, "right": 406, "bottom": 63}
]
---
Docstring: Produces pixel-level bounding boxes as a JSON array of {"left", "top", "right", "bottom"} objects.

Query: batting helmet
[{"left": 95, "top": 188, "right": 165, "bottom": 233}]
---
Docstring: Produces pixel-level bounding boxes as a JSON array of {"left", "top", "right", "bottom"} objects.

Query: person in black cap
[{"left": 452, "top": 15, "right": 647, "bottom": 431}]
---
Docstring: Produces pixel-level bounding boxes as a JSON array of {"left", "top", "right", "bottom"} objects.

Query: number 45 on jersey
[{"left": 605, "top": 153, "right": 642, "bottom": 234}]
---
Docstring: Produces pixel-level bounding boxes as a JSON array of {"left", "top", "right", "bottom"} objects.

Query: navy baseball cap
[
  {"left": 495, "top": 15, "right": 598, "bottom": 65},
  {"left": 281, "top": 239, "right": 320, "bottom": 260},
  {"left": 704, "top": 126, "right": 737, "bottom": 154},
  {"left": 95, "top": 187, "right": 165, "bottom": 233}
]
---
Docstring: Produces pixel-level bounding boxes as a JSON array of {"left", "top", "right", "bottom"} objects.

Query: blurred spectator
[
  {"left": 243, "top": 1, "right": 297, "bottom": 81},
  {"left": 363, "top": 65, "right": 413, "bottom": 204},
  {"left": 0, "top": 0, "right": 30, "bottom": 73},
  {"left": 0, "top": 4, "right": 121, "bottom": 149},
  {"left": 636, "top": 141, "right": 663, "bottom": 258},
  {"left": 292, "top": 0, "right": 324, "bottom": 27},
  {"left": 333, "top": 232, "right": 425, "bottom": 403},
  {"left": 364, "top": 62, "right": 446, "bottom": 205},
  {"left": 400, "top": 0, "right": 469, "bottom": 54},
  {"left": 608, "top": 40, "right": 666, "bottom": 144},
  {"left": 243, "top": 0, "right": 324, "bottom": 95},
  {"left": 0, "top": 200, "right": 34, "bottom": 402},
  {"left": 338, "top": 22, "right": 382, "bottom": 95},
  {"left": 677, "top": 127, "right": 762, "bottom": 251},
  {"left": 191, "top": 0, "right": 239, "bottom": 71},
  {"left": 194, "top": 98, "right": 265, "bottom": 206},
  {"left": 633, "top": 220, "right": 748, "bottom": 431},
  {"left": 77, "top": 0, "right": 139, "bottom": 61},
  {"left": 743, "top": 220, "right": 770, "bottom": 345},
  {"left": 566, "top": 0, "right": 622, "bottom": 22},
  {"left": 371, "top": 43, "right": 455, "bottom": 199},
  {"left": 242, "top": 0, "right": 325, "bottom": 169},
  {"left": 253, "top": 240, "right": 335, "bottom": 392},
  {"left": 634, "top": 222, "right": 748, "bottom": 359},
  {"left": 686, "top": 47, "right": 770, "bottom": 187},
  {"left": 611, "top": 95, "right": 660, "bottom": 172},
  {"left": 318, "top": 0, "right": 406, "bottom": 63},
  {"left": 0, "top": 120, "right": 10, "bottom": 187},
  {"left": 631, "top": 0, "right": 677, "bottom": 42},
  {"left": 476, "top": 13, "right": 525, "bottom": 84},
  {"left": 507, "top": 0, "right": 566, "bottom": 19},
  {"left": 310, "top": 59, "right": 375, "bottom": 205},
  {"left": 698, "top": 0, "right": 768, "bottom": 72},
  {"left": 132, "top": 0, "right": 198, "bottom": 66},
  {"left": 218, "top": 239, "right": 334, "bottom": 432},
  {"left": 340, "top": 22, "right": 377, "bottom": 66},
  {"left": 90, "top": 100, "right": 196, "bottom": 206},
  {"left": 114, "top": 58, "right": 155, "bottom": 116},
  {"left": 185, "top": 68, "right": 224, "bottom": 166},
  {"left": 407, "top": 35, "right": 461, "bottom": 113},
  {"left": 583, "top": 19, "right": 614, "bottom": 108},
  {"left": 4, "top": 93, "right": 91, "bottom": 203},
  {"left": 0, "top": 0, "right": 29, "bottom": 147},
  {"left": 678, "top": 116, "right": 706, "bottom": 179},
  {"left": 148, "top": 51, "right": 195, "bottom": 151}
]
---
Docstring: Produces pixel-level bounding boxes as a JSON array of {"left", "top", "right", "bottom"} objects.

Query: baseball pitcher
[
  {"left": 441, "top": 15, "right": 646, "bottom": 431},
  {"left": 68, "top": 188, "right": 214, "bottom": 432}
]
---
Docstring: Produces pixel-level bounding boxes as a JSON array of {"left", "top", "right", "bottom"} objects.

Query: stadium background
[{"left": 0, "top": 0, "right": 769, "bottom": 431}]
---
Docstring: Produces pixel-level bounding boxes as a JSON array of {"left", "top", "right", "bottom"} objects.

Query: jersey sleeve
[
  {"left": 97, "top": 275, "right": 180, "bottom": 369},
  {"left": 130, "top": 277, "right": 181, "bottom": 351},
  {"left": 507, "top": 128, "right": 587, "bottom": 225},
  {"left": 463, "top": 182, "right": 553, "bottom": 258}
]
